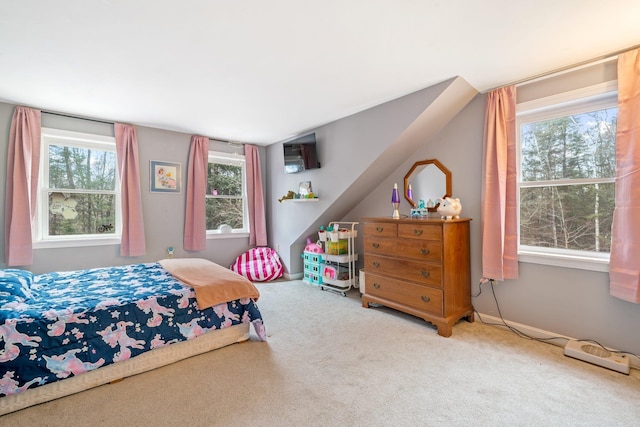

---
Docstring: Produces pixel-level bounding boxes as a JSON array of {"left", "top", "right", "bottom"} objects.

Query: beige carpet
[{"left": 2, "top": 280, "right": 640, "bottom": 426}]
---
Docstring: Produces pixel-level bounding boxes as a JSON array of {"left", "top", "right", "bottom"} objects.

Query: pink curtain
[
  {"left": 481, "top": 86, "right": 519, "bottom": 281},
  {"left": 4, "top": 107, "right": 41, "bottom": 266},
  {"left": 115, "top": 124, "right": 146, "bottom": 257},
  {"left": 610, "top": 48, "right": 640, "bottom": 303},
  {"left": 245, "top": 145, "right": 267, "bottom": 246},
  {"left": 184, "top": 136, "right": 209, "bottom": 251}
]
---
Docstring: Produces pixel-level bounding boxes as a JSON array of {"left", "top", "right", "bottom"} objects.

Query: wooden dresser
[{"left": 361, "top": 217, "right": 473, "bottom": 337}]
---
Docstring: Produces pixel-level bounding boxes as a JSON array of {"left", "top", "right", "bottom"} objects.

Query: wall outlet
[
  {"left": 167, "top": 246, "right": 174, "bottom": 259},
  {"left": 275, "top": 244, "right": 279, "bottom": 253}
]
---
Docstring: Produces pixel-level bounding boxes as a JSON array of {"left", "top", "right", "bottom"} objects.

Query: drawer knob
[
  {"left": 373, "top": 282, "right": 380, "bottom": 289},
  {"left": 420, "top": 270, "right": 430, "bottom": 278},
  {"left": 420, "top": 248, "right": 430, "bottom": 255},
  {"left": 373, "top": 261, "right": 380, "bottom": 268},
  {"left": 414, "top": 229, "right": 423, "bottom": 236},
  {"left": 421, "top": 295, "right": 431, "bottom": 303},
  {"left": 372, "top": 242, "right": 380, "bottom": 248},
  {"left": 376, "top": 226, "right": 384, "bottom": 233}
]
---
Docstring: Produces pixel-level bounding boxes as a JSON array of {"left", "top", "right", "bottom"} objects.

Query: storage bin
[
  {"left": 322, "top": 264, "right": 350, "bottom": 280},
  {"left": 326, "top": 239, "right": 348, "bottom": 255}
]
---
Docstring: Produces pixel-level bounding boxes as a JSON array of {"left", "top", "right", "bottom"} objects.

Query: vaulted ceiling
[{"left": 1, "top": 1, "right": 639, "bottom": 144}]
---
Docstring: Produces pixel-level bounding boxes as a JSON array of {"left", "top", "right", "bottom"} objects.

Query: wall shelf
[{"left": 283, "top": 198, "right": 319, "bottom": 202}]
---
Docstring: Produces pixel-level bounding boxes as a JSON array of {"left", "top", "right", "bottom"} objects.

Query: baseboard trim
[
  {"left": 476, "top": 312, "right": 640, "bottom": 370},
  {"left": 283, "top": 272, "right": 303, "bottom": 280}
]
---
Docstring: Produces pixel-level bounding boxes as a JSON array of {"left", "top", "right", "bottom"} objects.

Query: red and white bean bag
[{"left": 230, "top": 247, "right": 283, "bottom": 282}]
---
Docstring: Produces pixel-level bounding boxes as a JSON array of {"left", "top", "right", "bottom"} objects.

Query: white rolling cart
[{"left": 320, "top": 221, "right": 359, "bottom": 296}]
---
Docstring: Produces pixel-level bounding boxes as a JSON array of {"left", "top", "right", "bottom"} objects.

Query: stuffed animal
[
  {"left": 278, "top": 190, "right": 296, "bottom": 203},
  {"left": 437, "top": 197, "right": 462, "bottom": 220}
]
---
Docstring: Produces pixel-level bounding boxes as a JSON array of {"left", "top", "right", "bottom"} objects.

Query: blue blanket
[{"left": 0, "top": 262, "right": 265, "bottom": 397}]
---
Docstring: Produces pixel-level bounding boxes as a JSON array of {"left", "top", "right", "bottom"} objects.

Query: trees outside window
[
  {"left": 206, "top": 152, "right": 248, "bottom": 233},
  {"left": 518, "top": 88, "right": 616, "bottom": 264},
  {"left": 37, "top": 128, "right": 120, "bottom": 242}
]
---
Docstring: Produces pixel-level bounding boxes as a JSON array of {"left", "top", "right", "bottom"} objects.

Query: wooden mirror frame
[{"left": 403, "top": 159, "right": 452, "bottom": 211}]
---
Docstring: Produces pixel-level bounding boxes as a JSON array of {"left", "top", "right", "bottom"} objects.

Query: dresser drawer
[
  {"left": 365, "top": 273, "right": 443, "bottom": 316},
  {"left": 365, "top": 254, "right": 442, "bottom": 287},
  {"left": 364, "top": 236, "right": 442, "bottom": 263},
  {"left": 395, "top": 239, "right": 442, "bottom": 263},
  {"left": 364, "top": 221, "right": 397, "bottom": 238},
  {"left": 363, "top": 236, "right": 396, "bottom": 256},
  {"left": 398, "top": 223, "right": 441, "bottom": 241}
]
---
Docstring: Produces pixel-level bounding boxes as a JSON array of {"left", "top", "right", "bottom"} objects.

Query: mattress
[
  {"left": 0, "top": 323, "right": 249, "bottom": 415},
  {"left": 0, "top": 261, "right": 265, "bottom": 415}
]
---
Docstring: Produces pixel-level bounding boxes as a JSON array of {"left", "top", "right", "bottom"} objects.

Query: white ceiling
[{"left": 1, "top": 1, "right": 639, "bottom": 145}]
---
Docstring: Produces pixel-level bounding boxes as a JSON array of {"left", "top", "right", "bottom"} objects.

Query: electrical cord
[
  {"left": 473, "top": 278, "right": 640, "bottom": 362},
  {"left": 473, "top": 279, "right": 567, "bottom": 343}
]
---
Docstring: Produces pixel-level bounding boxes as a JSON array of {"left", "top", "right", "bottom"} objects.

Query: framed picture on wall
[{"left": 150, "top": 160, "right": 181, "bottom": 193}]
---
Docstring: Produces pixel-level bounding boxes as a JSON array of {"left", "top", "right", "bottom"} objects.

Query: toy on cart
[{"left": 304, "top": 222, "right": 358, "bottom": 296}]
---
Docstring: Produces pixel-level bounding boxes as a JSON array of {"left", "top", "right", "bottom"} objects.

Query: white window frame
[
  {"left": 516, "top": 82, "right": 618, "bottom": 272},
  {"left": 34, "top": 128, "right": 121, "bottom": 249},
  {"left": 206, "top": 151, "right": 249, "bottom": 239}
]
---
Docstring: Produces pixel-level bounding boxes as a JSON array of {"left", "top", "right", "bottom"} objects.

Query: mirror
[{"left": 404, "top": 159, "right": 452, "bottom": 211}]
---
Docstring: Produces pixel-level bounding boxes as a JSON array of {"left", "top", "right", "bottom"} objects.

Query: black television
[{"left": 283, "top": 133, "right": 320, "bottom": 174}]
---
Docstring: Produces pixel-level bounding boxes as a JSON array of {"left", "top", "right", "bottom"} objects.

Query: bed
[{"left": 0, "top": 258, "right": 266, "bottom": 415}]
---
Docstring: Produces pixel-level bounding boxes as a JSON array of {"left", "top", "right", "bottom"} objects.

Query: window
[
  {"left": 206, "top": 151, "right": 248, "bottom": 235},
  {"left": 35, "top": 128, "right": 120, "bottom": 247},
  {"left": 517, "top": 83, "right": 617, "bottom": 271}
]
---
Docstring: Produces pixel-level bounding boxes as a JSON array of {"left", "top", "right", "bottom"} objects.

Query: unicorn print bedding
[{"left": 0, "top": 261, "right": 266, "bottom": 400}]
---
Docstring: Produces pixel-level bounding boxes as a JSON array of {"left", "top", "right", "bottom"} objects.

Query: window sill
[
  {"left": 33, "top": 237, "right": 121, "bottom": 249},
  {"left": 518, "top": 250, "right": 609, "bottom": 273}
]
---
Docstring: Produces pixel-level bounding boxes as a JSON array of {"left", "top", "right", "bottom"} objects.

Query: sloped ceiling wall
[{"left": 266, "top": 77, "right": 478, "bottom": 274}]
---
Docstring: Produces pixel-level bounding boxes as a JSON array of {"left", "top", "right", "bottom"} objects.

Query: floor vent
[{"left": 564, "top": 339, "right": 630, "bottom": 374}]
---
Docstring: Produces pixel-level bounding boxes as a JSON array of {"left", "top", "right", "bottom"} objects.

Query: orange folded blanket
[{"left": 159, "top": 258, "right": 260, "bottom": 310}]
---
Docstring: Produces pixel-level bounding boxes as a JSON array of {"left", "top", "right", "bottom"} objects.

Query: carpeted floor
[{"left": 3, "top": 280, "right": 640, "bottom": 426}]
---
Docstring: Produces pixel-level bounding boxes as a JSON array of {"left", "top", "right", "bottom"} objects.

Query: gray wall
[
  {"left": 0, "top": 104, "right": 266, "bottom": 274},
  {"left": 265, "top": 77, "right": 477, "bottom": 274}
]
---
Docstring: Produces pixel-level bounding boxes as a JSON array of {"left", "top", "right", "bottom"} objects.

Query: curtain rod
[
  {"left": 42, "top": 112, "right": 246, "bottom": 146},
  {"left": 484, "top": 43, "right": 640, "bottom": 93},
  {"left": 42, "top": 110, "right": 114, "bottom": 126},
  {"left": 209, "top": 138, "right": 244, "bottom": 147}
]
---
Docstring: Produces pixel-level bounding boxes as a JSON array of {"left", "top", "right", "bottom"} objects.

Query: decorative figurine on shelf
[
  {"left": 410, "top": 199, "right": 429, "bottom": 218},
  {"left": 391, "top": 183, "right": 400, "bottom": 219},
  {"left": 278, "top": 190, "right": 296, "bottom": 202},
  {"left": 299, "top": 181, "right": 312, "bottom": 196},
  {"left": 437, "top": 197, "right": 462, "bottom": 220}
]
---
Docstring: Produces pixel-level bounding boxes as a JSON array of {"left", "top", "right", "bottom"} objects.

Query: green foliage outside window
[
  {"left": 519, "top": 107, "right": 616, "bottom": 253},
  {"left": 47, "top": 144, "right": 117, "bottom": 236},
  {"left": 206, "top": 161, "right": 245, "bottom": 230}
]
